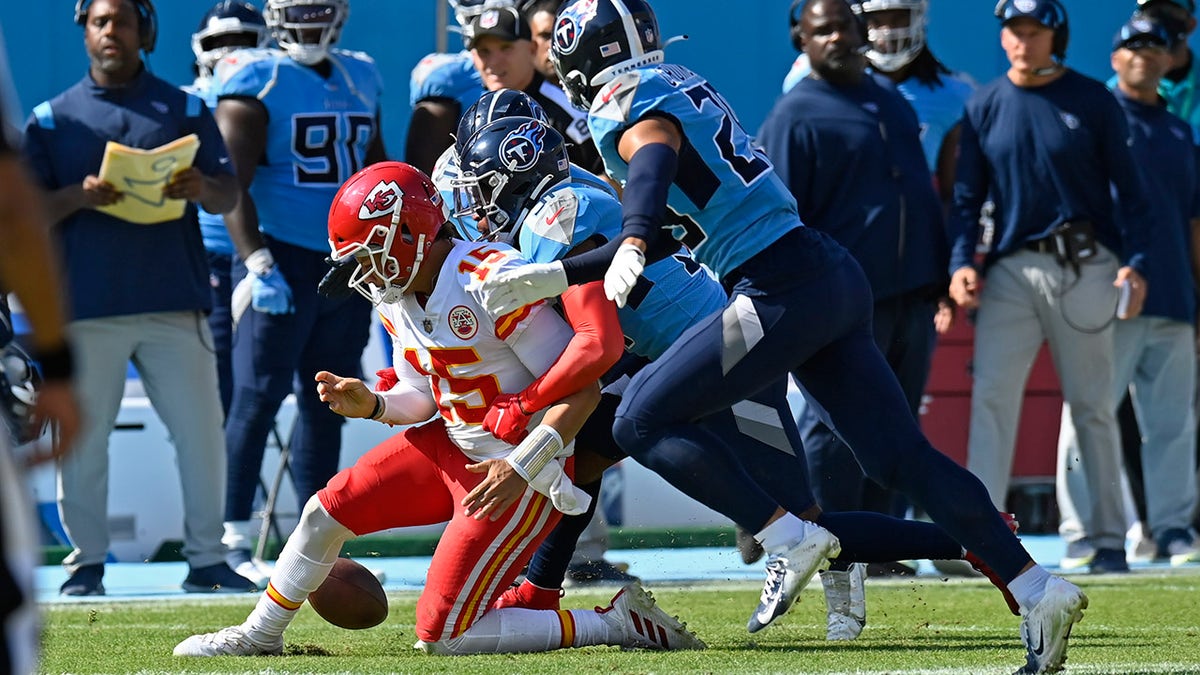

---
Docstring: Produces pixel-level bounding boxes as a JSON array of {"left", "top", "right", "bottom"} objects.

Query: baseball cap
[
  {"left": 466, "top": 6, "right": 531, "bottom": 47},
  {"left": 1136, "top": 0, "right": 1195, "bottom": 14},
  {"left": 1112, "top": 15, "right": 1177, "bottom": 51}
]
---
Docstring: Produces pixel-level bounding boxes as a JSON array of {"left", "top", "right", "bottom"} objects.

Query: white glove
[
  {"left": 603, "top": 243, "right": 646, "bottom": 308},
  {"left": 468, "top": 261, "right": 569, "bottom": 316}
]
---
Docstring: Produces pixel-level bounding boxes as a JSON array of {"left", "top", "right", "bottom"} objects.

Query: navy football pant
[
  {"left": 799, "top": 288, "right": 937, "bottom": 516},
  {"left": 612, "top": 228, "right": 1032, "bottom": 582},
  {"left": 205, "top": 250, "right": 234, "bottom": 416},
  {"left": 225, "top": 237, "right": 373, "bottom": 521}
]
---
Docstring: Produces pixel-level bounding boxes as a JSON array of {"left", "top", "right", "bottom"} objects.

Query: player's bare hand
[
  {"left": 163, "top": 167, "right": 204, "bottom": 201},
  {"left": 315, "top": 370, "right": 376, "bottom": 418},
  {"left": 463, "top": 459, "right": 526, "bottom": 521},
  {"left": 21, "top": 381, "right": 81, "bottom": 467},
  {"left": 81, "top": 175, "right": 122, "bottom": 207},
  {"left": 934, "top": 296, "right": 957, "bottom": 335},
  {"left": 949, "top": 266, "right": 982, "bottom": 310}
]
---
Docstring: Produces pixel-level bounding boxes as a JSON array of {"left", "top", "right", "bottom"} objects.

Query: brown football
[{"left": 308, "top": 557, "right": 388, "bottom": 630}]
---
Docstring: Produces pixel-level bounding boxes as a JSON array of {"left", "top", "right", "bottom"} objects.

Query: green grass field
[{"left": 39, "top": 570, "right": 1200, "bottom": 674}]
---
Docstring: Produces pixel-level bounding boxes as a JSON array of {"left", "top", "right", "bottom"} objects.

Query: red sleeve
[{"left": 518, "top": 280, "right": 624, "bottom": 412}]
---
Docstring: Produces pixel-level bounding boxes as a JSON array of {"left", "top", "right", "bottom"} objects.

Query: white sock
[
  {"left": 1007, "top": 564, "right": 1052, "bottom": 614},
  {"left": 426, "top": 608, "right": 615, "bottom": 654},
  {"left": 756, "top": 513, "right": 812, "bottom": 555},
  {"left": 243, "top": 497, "right": 353, "bottom": 638}
]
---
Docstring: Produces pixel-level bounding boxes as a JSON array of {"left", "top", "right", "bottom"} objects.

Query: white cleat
[
  {"left": 173, "top": 626, "right": 283, "bottom": 657},
  {"left": 747, "top": 526, "right": 841, "bottom": 633},
  {"left": 597, "top": 583, "right": 706, "bottom": 651},
  {"left": 821, "top": 562, "right": 866, "bottom": 641},
  {"left": 1015, "top": 577, "right": 1088, "bottom": 674}
]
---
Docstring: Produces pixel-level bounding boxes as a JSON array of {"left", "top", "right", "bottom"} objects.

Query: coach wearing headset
[
  {"left": 21, "top": 0, "right": 253, "bottom": 596},
  {"left": 947, "top": 0, "right": 1151, "bottom": 575}
]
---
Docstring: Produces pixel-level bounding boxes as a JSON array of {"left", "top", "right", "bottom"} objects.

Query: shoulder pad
[
  {"left": 411, "top": 52, "right": 464, "bottom": 83},
  {"left": 332, "top": 48, "right": 377, "bottom": 66},
  {"left": 213, "top": 47, "right": 280, "bottom": 96},
  {"left": 525, "top": 187, "right": 581, "bottom": 248},
  {"left": 590, "top": 70, "right": 645, "bottom": 123}
]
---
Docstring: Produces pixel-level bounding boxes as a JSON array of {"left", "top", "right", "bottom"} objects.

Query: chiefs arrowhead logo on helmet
[{"left": 360, "top": 181, "right": 403, "bottom": 220}]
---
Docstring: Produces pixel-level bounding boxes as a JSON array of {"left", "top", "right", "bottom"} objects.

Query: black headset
[
  {"left": 74, "top": 0, "right": 158, "bottom": 53},
  {"left": 789, "top": 0, "right": 869, "bottom": 53},
  {"left": 993, "top": 0, "right": 1069, "bottom": 61}
]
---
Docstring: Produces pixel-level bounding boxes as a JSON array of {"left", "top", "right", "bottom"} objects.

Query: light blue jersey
[
  {"left": 896, "top": 73, "right": 974, "bottom": 172},
  {"left": 184, "top": 75, "right": 234, "bottom": 255},
  {"left": 588, "top": 64, "right": 800, "bottom": 280},
  {"left": 519, "top": 183, "right": 725, "bottom": 360},
  {"left": 213, "top": 47, "right": 382, "bottom": 252},
  {"left": 781, "top": 54, "right": 810, "bottom": 94},
  {"left": 409, "top": 50, "right": 484, "bottom": 116}
]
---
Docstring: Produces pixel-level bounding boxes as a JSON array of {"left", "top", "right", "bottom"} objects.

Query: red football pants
[{"left": 317, "top": 419, "right": 565, "bottom": 642}]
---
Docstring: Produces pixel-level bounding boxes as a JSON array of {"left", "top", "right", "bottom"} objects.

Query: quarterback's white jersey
[{"left": 377, "top": 240, "right": 574, "bottom": 461}]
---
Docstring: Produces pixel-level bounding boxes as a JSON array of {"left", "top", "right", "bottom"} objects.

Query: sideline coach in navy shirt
[
  {"left": 1058, "top": 15, "right": 1200, "bottom": 567},
  {"left": 947, "top": 0, "right": 1151, "bottom": 575},
  {"left": 21, "top": 0, "right": 256, "bottom": 597},
  {"left": 758, "top": 0, "right": 950, "bottom": 576}
]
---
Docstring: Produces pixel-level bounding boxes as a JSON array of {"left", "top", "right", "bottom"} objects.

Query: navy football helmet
[
  {"left": 994, "top": 0, "right": 1069, "bottom": 60},
  {"left": 192, "top": 0, "right": 269, "bottom": 75},
  {"left": 455, "top": 89, "right": 551, "bottom": 157},
  {"left": 550, "top": 0, "right": 663, "bottom": 110},
  {"left": 453, "top": 117, "right": 571, "bottom": 237},
  {"left": 265, "top": 0, "right": 348, "bottom": 65}
]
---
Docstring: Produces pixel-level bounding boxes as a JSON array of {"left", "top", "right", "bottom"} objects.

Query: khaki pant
[
  {"left": 966, "top": 247, "right": 1126, "bottom": 549},
  {"left": 59, "top": 311, "right": 227, "bottom": 572}
]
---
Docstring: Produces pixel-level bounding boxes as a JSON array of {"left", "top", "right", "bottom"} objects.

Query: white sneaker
[
  {"left": 1015, "top": 577, "right": 1088, "bottom": 674},
  {"left": 821, "top": 562, "right": 866, "bottom": 641},
  {"left": 597, "top": 583, "right": 706, "bottom": 650},
  {"left": 746, "top": 526, "right": 841, "bottom": 633},
  {"left": 173, "top": 626, "right": 283, "bottom": 657},
  {"left": 1059, "top": 540, "right": 1095, "bottom": 571},
  {"left": 226, "top": 549, "right": 273, "bottom": 591},
  {"left": 1130, "top": 536, "right": 1157, "bottom": 563}
]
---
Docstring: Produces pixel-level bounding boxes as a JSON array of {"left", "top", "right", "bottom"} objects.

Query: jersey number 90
[{"left": 292, "top": 112, "right": 375, "bottom": 186}]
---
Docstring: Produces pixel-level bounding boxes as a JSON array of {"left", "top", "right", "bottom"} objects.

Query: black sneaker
[
  {"left": 735, "top": 524, "right": 765, "bottom": 565},
  {"left": 1088, "top": 547, "right": 1130, "bottom": 574},
  {"left": 564, "top": 559, "right": 639, "bottom": 587},
  {"left": 183, "top": 563, "right": 259, "bottom": 593},
  {"left": 60, "top": 564, "right": 105, "bottom": 596}
]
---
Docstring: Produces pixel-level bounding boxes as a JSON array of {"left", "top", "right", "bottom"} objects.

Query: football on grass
[{"left": 308, "top": 557, "right": 388, "bottom": 629}]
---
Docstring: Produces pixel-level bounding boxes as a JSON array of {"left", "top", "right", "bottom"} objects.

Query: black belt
[{"left": 1024, "top": 237, "right": 1057, "bottom": 254}]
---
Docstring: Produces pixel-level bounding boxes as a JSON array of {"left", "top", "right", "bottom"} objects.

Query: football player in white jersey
[{"left": 173, "top": 161, "right": 703, "bottom": 657}]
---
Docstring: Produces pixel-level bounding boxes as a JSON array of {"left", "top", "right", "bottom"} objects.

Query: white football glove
[
  {"left": 469, "top": 261, "right": 569, "bottom": 316},
  {"left": 603, "top": 243, "right": 646, "bottom": 308}
]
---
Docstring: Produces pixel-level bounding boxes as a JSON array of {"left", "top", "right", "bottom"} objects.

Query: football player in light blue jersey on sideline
[
  {"left": 473, "top": 1, "right": 1088, "bottom": 668},
  {"left": 404, "top": 0, "right": 504, "bottom": 174},
  {"left": 851, "top": 1, "right": 974, "bottom": 205},
  {"left": 185, "top": 0, "right": 269, "bottom": 416},
  {"left": 212, "top": 0, "right": 386, "bottom": 589}
]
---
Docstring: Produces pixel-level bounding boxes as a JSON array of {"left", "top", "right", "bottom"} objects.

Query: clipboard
[{"left": 96, "top": 134, "right": 200, "bottom": 224}]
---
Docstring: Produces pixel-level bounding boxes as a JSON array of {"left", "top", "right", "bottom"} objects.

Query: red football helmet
[{"left": 328, "top": 161, "right": 448, "bottom": 304}]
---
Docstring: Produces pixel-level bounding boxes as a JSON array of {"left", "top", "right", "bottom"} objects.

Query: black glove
[{"left": 317, "top": 256, "right": 358, "bottom": 299}]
